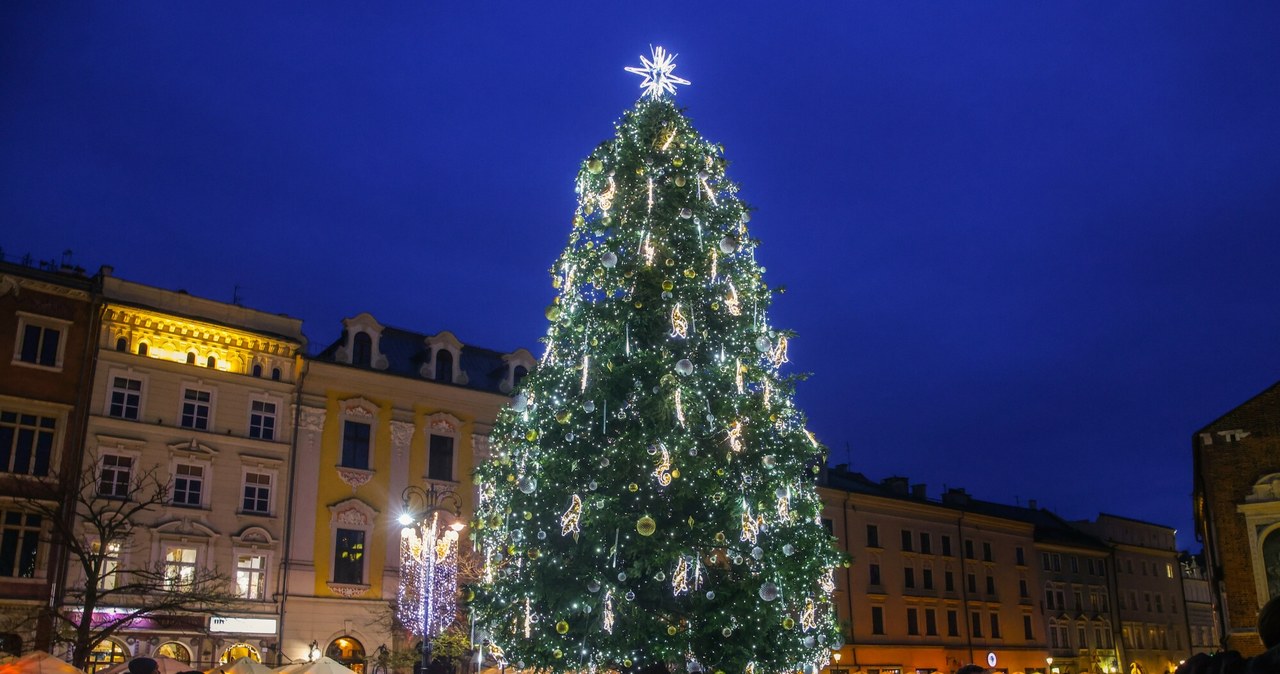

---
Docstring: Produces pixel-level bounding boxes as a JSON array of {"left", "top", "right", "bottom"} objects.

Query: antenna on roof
[{"left": 232, "top": 284, "right": 243, "bottom": 307}]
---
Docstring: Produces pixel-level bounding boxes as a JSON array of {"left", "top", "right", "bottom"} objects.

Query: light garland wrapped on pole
[
  {"left": 469, "top": 46, "right": 845, "bottom": 674},
  {"left": 397, "top": 484, "right": 464, "bottom": 670}
]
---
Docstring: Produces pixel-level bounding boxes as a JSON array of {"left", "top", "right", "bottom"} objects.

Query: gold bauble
[
  {"left": 666, "top": 625, "right": 677, "bottom": 636},
  {"left": 523, "top": 511, "right": 533, "bottom": 520},
  {"left": 488, "top": 515, "right": 502, "bottom": 527},
  {"left": 637, "top": 515, "right": 657, "bottom": 536},
  {"left": 635, "top": 166, "right": 645, "bottom": 175},
  {"left": 545, "top": 305, "right": 561, "bottom": 321},
  {"left": 634, "top": 301, "right": 643, "bottom": 309},
  {"left": 628, "top": 483, "right": 639, "bottom": 492},
  {"left": 624, "top": 660, "right": 633, "bottom": 668},
  {"left": 670, "top": 468, "right": 680, "bottom": 479},
  {"left": 665, "top": 258, "right": 675, "bottom": 267},
  {"left": 584, "top": 202, "right": 595, "bottom": 215},
  {"left": 526, "top": 429, "right": 539, "bottom": 441},
  {"left": 573, "top": 214, "right": 585, "bottom": 227},
  {"left": 556, "top": 620, "right": 569, "bottom": 634},
  {"left": 553, "top": 650, "right": 563, "bottom": 659},
  {"left": 782, "top": 617, "right": 795, "bottom": 630},
  {"left": 714, "top": 531, "right": 726, "bottom": 543},
  {"left": 465, "top": 588, "right": 475, "bottom": 602},
  {"left": 587, "top": 159, "right": 603, "bottom": 174},
  {"left": 672, "top": 157, "right": 684, "bottom": 167},
  {"left": 555, "top": 409, "right": 572, "bottom": 424},
  {"left": 506, "top": 474, "right": 515, "bottom": 482},
  {"left": 662, "top": 280, "right": 674, "bottom": 292},
  {"left": 528, "top": 548, "right": 539, "bottom": 558},
  {"left": 710, "top": 301, "right": 720, "bottom": 311},
  {"left": 674, "top": 175, "right": 687, "bottom": 187},
  {"left": 683, "top": 268, "right": 696, "bottom": 278}
]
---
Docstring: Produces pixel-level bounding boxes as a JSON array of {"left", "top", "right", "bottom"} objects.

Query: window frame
[
  {"left": 248, "top": 396, "right": 280, "bottom": 442},
  {"left": 97, "top": 451, "right": 138, "bottom": 500},
  {"left": 240, "top": 468, "right": 275, "bottom": 516},
  {"left": 170, "top": 460, "right": 208, "bottom": 509},
  {"left": 177, "top": 384, "right": 215, "bottom": 432},
  {"left": 162, "top": 545, "right": 199, "bottom": 590},
  {"left": 234, "top": 551, "right": 269, "bottom": 601},
  {"left": 12, "top": 312, "right": 69, "bottom": 371},
  {"left": 0, "top": 407, "right": 60, "bottom": 477},
  {"left": 105, "top": 372, "right": 146, "bottom": 421},
  {"left": 0, "top": 508, "right": 43, "bottom": 580}
]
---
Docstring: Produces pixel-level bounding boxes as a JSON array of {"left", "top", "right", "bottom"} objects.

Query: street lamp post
[{"left": 399, "top": 484, "right": 464, "bottom": 674}]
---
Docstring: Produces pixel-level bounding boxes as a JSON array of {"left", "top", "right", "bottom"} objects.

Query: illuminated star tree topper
[{"left": 624, "top": 45, "right": 691, "bottom": 99}]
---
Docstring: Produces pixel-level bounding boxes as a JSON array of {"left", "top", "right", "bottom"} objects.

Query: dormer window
[
  {"left": 435, "top": 350, "right": 454, "bottom": 383},
  {"left": 186, "top": 352, "right": 196, "bottom": 365},
  {"left": 352, "top": 333, "right": 372, "bottom": 367},
  {"left": 500, "top": 349, "right": 536, "bottom": 394},
  {"left": 253, "top": 363, "right": 263, "bottom": 378},
  {"left": 514, "top": 365, "right": 528, "bottom": 387}
]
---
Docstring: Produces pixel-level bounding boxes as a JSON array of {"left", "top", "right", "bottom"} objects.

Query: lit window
[
  {"left": 163, "top": 547, "right": 197, "bottom": 589},
  {"left": 172, "top": 464, "right": 204, "bottom": 507},
  {"left": 15, "top": 321, "right": 61, "bottom": 368},
  {"left": 0, "top": 410, "right": 55, "bottom": 476},
  {"left": 249, "top": 400, "right": 276, "bottom": 441},
  {"left": 334, "top": 529, "right": 365, "bottom": 584},
  {"left": 91, "top": 540, "right": 120, "bottom": 590},
  {"left": 180, "top": 388, "right": 212, "bottom": 430},
  {"left": 108, "top": 377, "right": 142, "bottom": 420},
  {"left": 242, "top": 472, "right": 271, "bottom": 514},
  {"left": 0, "top": 510, "right": 41, "bottom": 578},
  {"left": 98, "top": 455, "right": 133, "bottom": 498},
  {"left": 236, "top": 554, "right": 266, "bottom": 600}
]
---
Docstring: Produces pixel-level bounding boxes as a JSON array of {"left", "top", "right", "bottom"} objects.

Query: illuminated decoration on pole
[
  {"left": 396, "top": 484, "right": 463, "bottom": 666},
  {"left": 624, "top": 45, "right": 691, "bottom": 99}
]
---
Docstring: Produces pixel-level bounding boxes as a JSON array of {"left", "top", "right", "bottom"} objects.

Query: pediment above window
[
  {"left": 328, "top": 498, "right": 378, "bottom": 529},
  {"left": 336, "top": 313, "right": 389, "bottom": 370},
  {"left": 340, "top": 397, "right": 380, "bottom": 419},
  {"left": 153, "top": 518, "right": 219, "bottom": 539},
  {"left": 1246, "top": 473, "right": 1280, "bottom": 503},
  {"left": 232, "top": 526, "right": 276, "bottom": 547},
  {"left": 168, "top": 439, "right": 218, "bottom": 459}
]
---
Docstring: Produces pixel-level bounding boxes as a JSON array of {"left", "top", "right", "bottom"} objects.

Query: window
[
  {"left": 822, "top": 518, "right": 834, "bottom": 535},
  {"left": 1016, "top": 546, "right": 1025, "bottom": 566},
  {"left": 180, "top": 387, "right": 212, "bottom": 430},
  {"left": 0, "top": 510, "right": 41, "bottom": 578},
  {"left": 947, "top": 610, "right": 959, "bottom": 637},
  {"left": 907, "top": 608, "right": 919, "bottom": 635},
  {"left": 186, "top": 353, "right": 196, "bottom": 365},
  {"left": 252, "top": 363, "right": 263, "bottom": 377},
  {"left": 108, "top": 376, "right": 142, "bottom": 420},
  {"left": 945, "top": 570, "right": 955, "bottom": 592},
  {"left": 341, "top": 421, "right": 371, "bottom": 469},
  {"left": 1023, "top": 615, "right": 1034, "bottom": 640},
  {"left": 1019, "top": 579, "right": 1028, "bottom": 598},
  {"left": 242, "top": 472, "right": 271, "bottom": 514},
  {"left": 869, "top": 563, "right": 881, "bottom": 586},
  {"left": 236, "top": 554, "right": 266, "bottom": 600},
  {"left": 88, "top": 640, "right": 128, "bottom": 674},
  {"left": 1166, "top": 563, "right": 1174, "bottom": 578},
  {"left": 156, "top": 643, "right": 190, "bottom": 664},
  {"left": 172, "top": 464, "right": 204, "bottom": 507},
  {"left": 1095, "top": 625, "right": 1108, "bottom": 648},
  {"left": 91, "top": 540, "right": 120, "bottom": 590},
  {"left": 965, "top": 539, "right": 975, "bottom": 559},
  {"left": 989, "top": 614, "right": 1001, "bottom": 638},
  {"left": 428, "top": 434, "right": 454, "bottom": 481},
  {"left": 206, "top": 356, "right": 216, "bottom": 368},
  {"left": 249, "top": 400, "right": 276, "bottom": 440},
  {"left": 985, "top": 575, "right": 995, "bottom": 595},
  {"left": 967, "top": 573, "right": 977, "bottom": 594},
  {"left": 870, "top": 606, "right": 884, "bottom": 635},
  {"left": 163, "top": 547, "right": 197, "bottom": 589},
  {"left": 1078, "top": 624, "right": 1088, "bottom": 648},
  {"left": 1070, "top": 556, "right": 1079, "bottom": 573},
  {"left": 435, "top": 349, "right": 454, "bottom": 382},
  {"left": 1144, "top": 592, "right": 1152, "bottom": 612},
  {"left": 334, "top": 528, "right": 365, "bottom": 584},
  {"left": 904, "top": 567, "right": 915, "bottom": 589},
  {"left": 0, "top": 411, "right": 55, "bottom": 476},
  {"left": 1074, "top": 590, "right": 1083, "bottom": 610},
  {"left": 1042, "top": 552, "right": 1051, "bottom": 570},
  {"left": 901, "top": 529, "right": 913, "bottom": 552},
  {"left": 352, "top": 333, "right": 372, "bottom": 367},
  {"left": 1056, "top": 590, "right": 1065, "bottom": 610},
  {"left": 115, "top": 338, "right": 128, "bottom": 352},
  {"left": 15, "top": 319, "right": 61, "bottom": 368},
  {"left": 923, "top": 568, "right": 934, "bottom": 590},
  {"left": 98, "top": 455, "right": 133, "bottom": 498},
  {"left": 920, "top": 532, "right": 931, "bottom": 554},
  {"left": 271, "top": 367, "right": 281, "bottom": 381},
  {"left": 1155, "top": 594, "right": 1163, "bottom": 613},
  {"left": 982, "top": 542, "right": 993, "bottom": 562},
  {"left": 925, "top": 609, "right": 938, "bottom": 636},
  {"left": 1050, "top": 622, "right": 1061, "bottom": 648},
  {"left": 866, "top": 524, "right": 879, "bottom": 547},
  {"left": 137, "top": 343, "right": 148, "bottom": 356},
  {"left": 971, "top": 612, "right": 982, "bottom": 638},
  {"left": 1126, "top": 559, "right": 1133, "bottom": 574},
  {"left": 941, "top": 535, "right": 952, "bottom": 557},
  {"left": 1129, "top": 590, "right": 1137, "bottom": 610}
]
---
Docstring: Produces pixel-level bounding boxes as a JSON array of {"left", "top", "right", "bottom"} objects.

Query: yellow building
[
  {"left": 280, "top": 313, "right": 529, "bottom": 671},
  {"left": 79, "top": 272, "right": 305, "bottom": 670}
]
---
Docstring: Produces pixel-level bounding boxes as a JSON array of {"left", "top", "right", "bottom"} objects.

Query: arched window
[
  {"left": 352, "top": 332, "right": 373, "bottom": 367},
  {"left": 186, "top": 352, "right": 196, "bottom": 365},
  {"left": 253, "top": 363, "right": 263, "bottom": 378},
  {"left": 157, "top": 642, "right": 191, "bottom": 664},
  {"left": 435, "top": 349, "right": 454, "bottom": 382},
  {"left": 513, "top": 365, "right": 528, "bottom": 388},
  {"left": 137, "top": 343, "right": 148, "bottom": 356},
  {"left": 327, "top": 636, "right": 365, "bottom": 674},
  {"left": 115, "top": 337, "right": 128, "bottom": 352},
  {"left": 220, "top": 643, "right": 260, "bottom": 664},
  {"left": 207, "top": 355, "right": 217, "bottom": 368},
  {"left": 271, "top": 367, "right": 282, "bottom": 381},
  {"left": 1265, "top": 528, "right": 1280, "bottom": 598},
  {"left": 86, "top": 639, "right": 129, "bottom": 674}
]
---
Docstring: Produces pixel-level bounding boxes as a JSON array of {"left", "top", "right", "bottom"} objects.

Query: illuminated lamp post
[{"left": 398, "top": 484, "right": 465, "bottom": 674}]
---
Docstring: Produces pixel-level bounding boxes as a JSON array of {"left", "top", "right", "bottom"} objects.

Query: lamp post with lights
[{"left": 398, "top": 484, "right": 465, "bottom": 674}]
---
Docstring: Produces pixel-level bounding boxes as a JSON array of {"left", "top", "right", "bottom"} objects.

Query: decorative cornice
[
  {"left": 103, "top": 303, "right": 301, "bottom": 356},
  {"left": 326, "top": 582, "right": 371, "bottom": 598}
]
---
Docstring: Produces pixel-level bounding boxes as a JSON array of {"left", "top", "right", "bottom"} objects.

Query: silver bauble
[
  {"left": 719, "top": 236, "right": 738, "bottom": 254},
  {"left": 602, "top": 251, "right": 618, "bottom": 268},
  {"left": 537, "top": 530, "right": 547, "bottom": 540},
  {"left": 751, "top": 546, "right": 764, "bottom": 560},
  {"left": 617, "top": 572, "right": 627, "bottom": 581},
  {"left": 675, "top": 359, "right": 694, "bottom": 376},
  {"left": 755, "top": 336, "right": 772, "bottom": 352},
  {"left": 625, "top": 591, "right": 635, "bottom": 601},
  {"left": 758, "top": 582, "right": 779, "bottom": 601},
  {"left": 705, "top": 591, "right": 716, "bottom": 600},
  {"left": 583, "top": 400, "right": 596, "bottom": 413},
  {"left": 517, "top": 477, "right": 537, "bottom": 494},
  {"left": 588, "top": 480, "right": 598, "bottom": 491},
  {"left": 679, "top": 208, "right": 693, "bottom": 219},
  {"left": 588, "top": 579, "right": 601, "bottom": 592},
  {"left": 782, "top": 544, "right": 795, "bottom": 556}
]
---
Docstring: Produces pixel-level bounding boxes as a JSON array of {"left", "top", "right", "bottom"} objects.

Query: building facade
[
  {"left": 1075, "top": 515, "right": 1189, "bottom": 674},
  {"left": 1179, "top": 553, "right": 1219, "bottom": 656},
  {"left": 1193, "top": 382, "right": 1280, "bottom": 657},
  {"left": 820, "top": 468, "right": 1052, "bottom": 674},
  {"left": 74, "top": 272, "right": 305, "bottom": 671},
  {"left": 280, "top": 313, "right": 528, "bottom": 671},
  {"left": 0, "top": 260, "right": 100, "bottom": 653}
]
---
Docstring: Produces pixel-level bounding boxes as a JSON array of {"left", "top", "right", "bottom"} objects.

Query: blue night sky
[{"left": 4, "top": 3, "right": 1279, "bottom": 549}]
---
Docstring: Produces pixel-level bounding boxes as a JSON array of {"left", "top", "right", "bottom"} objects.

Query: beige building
[
  {"left": 1075, "top": 515, "right": 1189, "bottom": 674},
  {"left": 1178, "top": 553, "right": 1219, "bottom": 656},
  {"left": 77, "top": 273, "right": 304, "bottom": 670},
  {"left": 280, "top": 313, "right": 527, "bottom": 671},
  {"left": 821, "top": 468, "right": 1051, "bottom": 674}
]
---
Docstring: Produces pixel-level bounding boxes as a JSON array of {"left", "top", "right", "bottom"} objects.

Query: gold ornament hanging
[
  {"left": 653, "top": 445, "right": 674, "bottom": 487},
  {"left": 769, "top": 335, "right": 790, "bottom": 367},
  {"left": 725, "top": 281, "right": 742, "bottom": 316},
  {"left": 671, "top": 304, "right": 688, "bottom": 338},
  {"left": 637, "top": 515, "right": 657, "bottom": 537}
]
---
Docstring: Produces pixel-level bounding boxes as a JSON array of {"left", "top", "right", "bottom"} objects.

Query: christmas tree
[{"left": 471, "top": 47, "right": 843, "bottom": 674}]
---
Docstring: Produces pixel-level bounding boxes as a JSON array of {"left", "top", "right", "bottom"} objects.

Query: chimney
[
  {"left": 1028, "top": 499, "right": 1038, "bottom": 511},
  {"left": 911, "top": 484, "right": 927, "bottom": 499},
  {"left": 942, "top": 488, "right": 970, "bottom": 506},
  {"left": 881, "top": 476, "right": 909, "bottom": 495}
]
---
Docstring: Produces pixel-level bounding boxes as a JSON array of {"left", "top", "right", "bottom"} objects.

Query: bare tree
[{"left": 14, "top": 454, "right": 237, "bottom": 669}]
